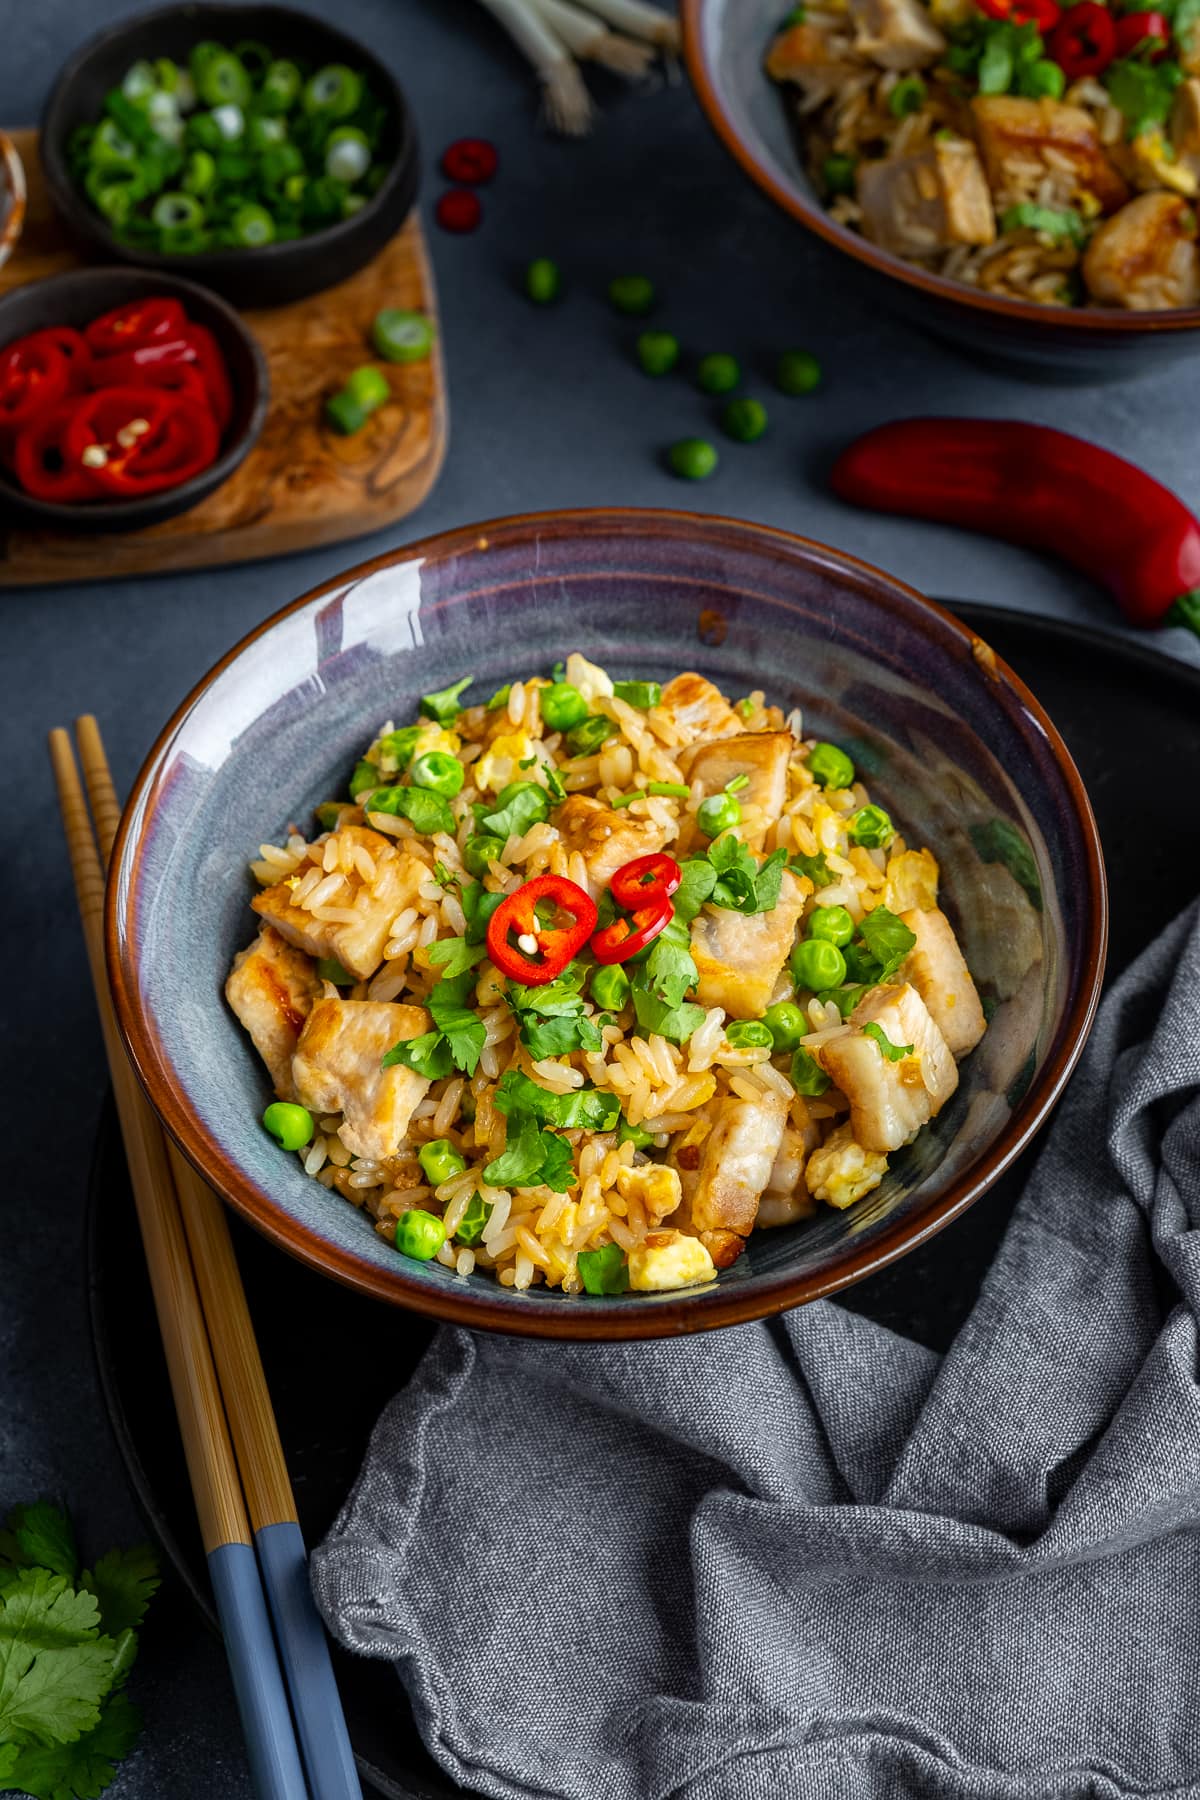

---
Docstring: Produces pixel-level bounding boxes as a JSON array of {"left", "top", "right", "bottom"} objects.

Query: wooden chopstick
[{"left": 74, "top": 716, "right": 363, "bottom": 1800}]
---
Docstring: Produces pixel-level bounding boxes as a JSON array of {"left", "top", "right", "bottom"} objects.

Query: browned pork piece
[
  {"left": 1082, "top": 192, "right": 1200, "bottom": 309},
  {"left": 554, "top": 793, "right": 670, "bottom": 887},
  {"left": 225, "top": 926, "right": 323, "bottom": 1099},
  {"left": 971, "top": 96, "right": 1129, "bottom": 213},
  {"left": 899, "top": 906, "right": 986, "bottom": 1057},
  {"left": 858, "top": 137, "right": 996, "bottom": 258},
  {"left": 765, "top": 19, "right": 864, "bottom": 105},
  {"left": 659, "top": 672, "right": 744, "bottom": 742},
  {"left": 756, "top": 1114, "right": 822, "bottom": 1228},
  {"left": 292, "top": 1000, "right": 432, "bottom": 1162},
  {"left": 252, "top": 826, "right": 428, "bottom": 981},
  {"left": 818, "top": 983, "right": 958, "bottom": 1153},
  {"left": 849, "top": 0, "right": 945, "bottom": 68},
  {"left": 671, "top": 1089, "right": 791, "bottom": 1263},
  {"left": 676, "top": 730, "right": 793, "bottom": 851},
  {"left": 690, "top": 869, "right": 808, "bottom": 1017}
]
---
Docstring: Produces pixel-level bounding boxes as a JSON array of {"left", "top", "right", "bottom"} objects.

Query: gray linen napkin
[{"left": 311, "top": 900, "right": 1200, "bottom": 1800}]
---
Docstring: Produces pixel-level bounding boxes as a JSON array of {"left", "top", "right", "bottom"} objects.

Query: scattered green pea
[
  {"left": 540, "top": 682, "right": 590, "bottom": 732},
  {"left": 807, "top": 904, "right": 854, "bottom": 947},
  {"left": 822, "top": 153, "right": 857, "bottom": 195},
  {"left": 805, "top": 742, "right": 855, "bottom": 789},
  {"left": 636, "top": 330, "right": 681, "bottom": 376},
  {"left": 763, "top": 1000, "right": 807, "bottom": 1052},
  {"left": 697, "top": 352, "right": 740, "bottom": 393},
  {"left": 721, "top": 397, "right": 768, "bottom": 442},
  {"left": 608, "top": 274, "right": 655, "bottom": 316},
  {"left": 726, "top": 1019, "right": 774, "bottom": 1049},
  {"left": 591, "top": 965, "right": 631, "bottom": 1011},
  {"left": 668, "top": 437, "right": 718, "bottom": 481},
  {"left": 697, "top": 791, "right": 741, "bottom": 837},
  {"left": 887, "top": 76, "right": 927, "bottom": 117},
  {"left": 418, "top": 1139, "right": 468, "bottom": 1186},
  {"left": 618, "top": 1118, "right": 656, "bottom": 1150},
  {"left": 791, "top": 937, "right": 847, "bottom": 992},
  {"left": 464, "top": 834, "right": 505, "bottom": 877},
  {"left": 395, "top": 1209, "right": 447, "bottom": 1261},
  {"left": 791, "top": 1046, "right": 831, "bottom": 1096},
  {"left": 262, "top": 1102, "right": 314, "bottom": 1151},
  {"left": 525, "top": 257, "right": 562, "bottom": 303},
  {"left": 775, "top": 349, "right": 822, "bottom": 395},
  {"left": 848, "top": 804, "right": 894, "bottom": 848},
  {"left": 410, "top": 750, "right": 465, "bottom": 798}
]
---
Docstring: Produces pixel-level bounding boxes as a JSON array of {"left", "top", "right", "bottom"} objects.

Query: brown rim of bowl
[
  {"left": 106, "top": 507, "right": 1108, "bottom": 1340},
  {"left": 681, "top": 0, "right": 1200, "bottom": 338},
  {"left": 0, "top": 133, "right": 26, "bottom": 265}
]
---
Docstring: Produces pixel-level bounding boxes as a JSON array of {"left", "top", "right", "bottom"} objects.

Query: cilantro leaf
[
  {"left": 377, "top": 725, "right": 422, "bottom": 772},
  {"left": 968, "top": 818, "right": 1044, "bottom": 911},
  {"left": 705, "top": 835, "right": 787, "bottom": 914},
  {"left": 364, "top": 785, "right": 455, "bottom": 838},
  {"left": 644, "top": 926, "right": 698, "bottom": 1009},
  {"left": 1176, "top": 0, "right": 1200, "bottom": 51},
  {"left": 630, "top": 978, "right": 706, "bottom": 1047},
  {"left": 426, "top": 937, "right": 487, "bottom": 980},
  {"left": 863, "top": 1021, "right": 913, "bottom": 1062},
  {"left": 858, "top": 907, "right": 917, "bottom": 983},
  {"left": 483, "top": 1114, "right": 546, "bottom": 1187},
  {"left": 480, "top": 782, "right": 549, "bottom": 843},
  {"left": 670, "top": 859, "right": 716, "bottom": 924},
  {"left": 753, "top": 848, "right": 788, "bottom": 912},
  {"left": 1104, "top": 55, "right": 1182, "bottom": 138},
  {"left": 79, "top": 1548, "right": 159, "bottom": 1640},
  {"left": 381, "top": 1030, "right": 454, "bottom": 1079},
  {"left": 7, "top": 1689, "right": 142, "bottom": 1800},
  {"left": 535, "top": 1131, "right": 577, "bottom": 1193},
  {"left": 428, "top": 974, "right": 486, "bottom": 1077},
  {"left": 0, "top": 1570, "right": 115, "bottom": 1749},
  {"left": 462, "top": 882, "right": 504, "bottom": 944},
  {"left": 1, "top": 1506, "right": 77, "bottom": 1582},
  {"left": 420, "top": 674, "right": 474, "bottom": 724},
  {"left": 506, "top": 964, "right": 588, "bottom": 1015},
  {"left": 789, "top": 850, "right": 832, "bottom": 889},
  {"left": 520, "top": 1013, "right": 603, "bottom": 1058},
  {"left": 494, "top": 1069, "right": 620, "bottom": 1131},
  {"left": 1000, "top": 203, "right": 1088, "bottom": 248}
]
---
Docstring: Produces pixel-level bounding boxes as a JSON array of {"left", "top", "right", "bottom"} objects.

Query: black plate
[{"left": 86, "top": 604, "right": 1200, "bottom": 1800}]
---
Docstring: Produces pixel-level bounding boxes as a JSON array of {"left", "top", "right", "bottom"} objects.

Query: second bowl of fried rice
[{"left": 107, "top": 508, "right": 1106, "bottom": 1338}]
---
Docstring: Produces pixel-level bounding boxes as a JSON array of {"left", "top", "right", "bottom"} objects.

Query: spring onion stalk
[
  {"left": 527, "top": 0, "right": 656, "bottom": 74},
  {"left": 475, "top": 0, "right": 594, "bottom": 134},
  {"left": 569, "top": 0, "right": 680, "bottom": 49}
]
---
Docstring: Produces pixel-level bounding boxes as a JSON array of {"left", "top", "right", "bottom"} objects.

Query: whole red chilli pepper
[{"left": 830, "top": 419, "right": 1200, "bottom": 637}]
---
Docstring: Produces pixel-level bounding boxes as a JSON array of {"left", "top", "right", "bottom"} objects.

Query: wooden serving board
[{"left": 0, "top": 128, "right": 448, "bottom": 586}]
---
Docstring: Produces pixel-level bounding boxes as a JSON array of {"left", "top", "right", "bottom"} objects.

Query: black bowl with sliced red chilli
[{"left": 0, "top": 266, "right": 267, "bottom": 531}]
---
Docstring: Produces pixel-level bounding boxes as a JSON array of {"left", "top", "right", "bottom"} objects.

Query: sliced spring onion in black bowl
[{"left": 40, "top": 3, "right": 419, "bottom": 309}]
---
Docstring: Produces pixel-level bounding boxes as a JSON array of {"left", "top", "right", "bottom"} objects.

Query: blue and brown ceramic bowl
[
  {"left": 106, "top": 509, "right": 1106, "bottom": 1339},
  {"left": 682, "top": 0, "right": 1200, "bottom": 380}
]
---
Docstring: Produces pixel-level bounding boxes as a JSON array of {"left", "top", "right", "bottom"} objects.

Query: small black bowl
[
  {"left": 0, "top": 266, "right": 268, "bottom": 531},
  {"left": 40, "top": 2, "right": 419, "bottom": 309}
]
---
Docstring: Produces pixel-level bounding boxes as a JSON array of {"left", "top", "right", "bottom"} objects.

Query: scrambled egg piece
[
  {"left": 806, "top": 1122, "right": 889, "bottom": 1209},
  {"left": 628, "top": 1230, "right": 717, "bottom": 1292},
  {"left": 884, "top": 846, "right": 939, "bottom": 913},
  {"left": 614, "top": 1161, "right": 682, "bottom": 1226},
  {"left": 476, "top": 729, "right": 535, "bottom": 794}
]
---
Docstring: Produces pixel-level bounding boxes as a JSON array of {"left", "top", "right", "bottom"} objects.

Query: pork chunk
[
  {"left": 677, "top": 730, "right": 792, "bottom": 852},
  {"left": 972, "top": 96, "right": 1129, "bottom": 213},
  {"left": 553, "top": 794, "right": 670, "bottom": 888},
  {"left": 899, "top": 906, "right": 986, "bottom": 1057},
  {"left": 291, "top": 1000, "right": 432, "bottom": 1162},
  {"left": 252, "top": 827, "right": 428, "bottom": 980},
  {"left": 756, "top": 1116, "right": 822, "bottom": 1227},
  {"left": 1082, "top": 192, "right": 1200, "bottom": 309},
  {"left": 849, "top": 0, "right": 945, "bottom": 67},
  {"left": 690, "top": 870, "right": 807, "bottom": 1018},
  {"left": 676, "top": 1090, "right": 790, "bottom": 1238},
  {"left": 765, "top": 19, "right": 864, "bottom": 104},
  {"left": 859, "top": 137, "right": 995, "bottom": 258},
  {"left": 819, "top": 983, "right": 958, "bottom": 1153},
  {"left": 225, "top": 927, "right": 323, "bottom": 1098},
  {"left": 806, "top": 1121, "right": 889, "bottom": 1209},
  {"left": 659, "top": 672, "right": 743, "bottom": 742}
]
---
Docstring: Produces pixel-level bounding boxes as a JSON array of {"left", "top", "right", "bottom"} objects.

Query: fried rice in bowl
[{"left": 107, "top": 509, "right": 1106, "bottom": 1339}]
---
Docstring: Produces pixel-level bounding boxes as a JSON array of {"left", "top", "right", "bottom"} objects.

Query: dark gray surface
[{"left": 3, "top": 2, "right": 1198, "bottom": 1795}]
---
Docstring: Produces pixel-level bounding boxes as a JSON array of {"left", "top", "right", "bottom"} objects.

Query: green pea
[
  {"left": 822, "top": 153, "right": 856, "bottom": 195},
  {"left": 418, "top": 1139, "right": 468, "bottom": 1185},
  {"left": 726, "top": 1019, "right": 774, "bottom": 1049},
  {"left": 887, "top": 75, "right": 927, "bottom": 117},
  {"left": 697, "top": 791, "right": 741, "bottom": 837},
  {"left": 618, "top": 1117, "right": 656, "bottom": 1150},
  {"left": 721, "top": 397, "right": 768, "bottom": 443},
  {"left": 525, "top": 257, "right": 562, "bottom": 303},
  {"left": 668, "top": 437, "right": 718, "bottom": 481},
  {"left": 808, "top": 904, "right": 854, "bottom": 946},
  {"left": 697, "top": 352, "right": 740, "bottom": 393},
  {"left": 775, "top": 349, "right": 822, "bottom": 395},
  {"left": 540, "top": 681, "right": 590, "bottom": 732},
  {"left": 587, "top": 965, "right": 629, "bottom": 1012},
  {"left": 763, "top": 1000, "right": 807, "bottom": 1051},
  {"left": 262, "top": 1102, "right": 314, "bottom": 1152},
  {"left": 636, "top": 330, "right": 681, "bottom": 376},
  {"left": 805, "top": 741, "right": 855, "bottom": 789},
  {"left": 608, "top": 274, "right": 656, "bottom": 315},
  {"left": 410, "top": 750, "right": 465, "bottom": 798},
  {"left": 790, "top": 938, "right": 847, "bottom": 992},
  {"left": 464, "top": 835, "right": 506, "bottom": 878},
  {"left": 790, "top": 1046, "right": 831, "bottom": 1096},
  {"left": 395, "top": 1208, "right": 447, "bottom": 1261},
  {"left": 454, "top": 1192, "right": 493, "bottom": 1245},
  {"left": 848, "top": 804, "right": 894, "bottom": 848},
  {"left": 566, "top": 715, "right": 619, "bottom": 757}
]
